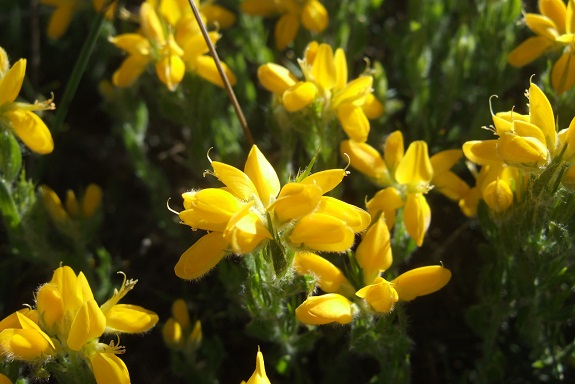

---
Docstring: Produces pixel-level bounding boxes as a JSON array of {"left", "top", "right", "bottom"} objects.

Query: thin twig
[{"left": 186, "top": 0, "right": 254, "bottom": 146}]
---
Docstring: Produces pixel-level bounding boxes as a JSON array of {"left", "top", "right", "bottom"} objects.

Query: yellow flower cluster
[
  {"left": 0, "top": 47, "right": 54, "bottom": 154},
  {"left": 162, "top": 299, "right": 202, "bottom": 352},
  {"left": 241, "top": 0, "right": 328, "bottom": 50},
  {"left": 341, "top": 131, "right": 469, "bottom": 246},
  {"left": 0, "top": 266, "right": 158, "bottom": 384},
  {"left": 174, "top": 145, "right": 370, "bottom": 280},
  {"left": 110, "top": 0, "right": 236, "bottom": 90},
  {"left": 258, "top": 41, "right": 384, "bottom": 143},
  {"left": 462, "top": 81, "right": 575, "bottom": 215},
  {"left": 293, "top": 215, "right": 451, "bottom": 325},
  {"left": 508, "top": 0, "right": 575, "bottom": 94}
]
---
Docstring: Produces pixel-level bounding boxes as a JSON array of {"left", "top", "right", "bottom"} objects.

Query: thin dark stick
[{"left": 186, "top": 0, "right": 254, "bottom": 146}]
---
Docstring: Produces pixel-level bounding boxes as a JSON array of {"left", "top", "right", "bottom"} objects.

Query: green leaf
[{"left": 0, "top": 131, "right": 22, "bottom": 182}]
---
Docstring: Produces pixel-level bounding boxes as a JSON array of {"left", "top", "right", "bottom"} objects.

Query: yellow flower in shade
[
  {"left": 343, "top": 131, "right": 467, "bottom": 246},
  {"left": 293, "top": 251, "right": 355, "bottom": 296},
  {"left": 464, "top": 82, "right": 559, "bottom": 172},
  {"left": 241, "top": 347, "right": 271, "bottom": 384},
  {"left": 175, "top": 145, "right": 369, "bottom": 280},
  {"left": 295, "top": 293, "right": 354, "bottom": 325},
  {"left": 0, "top": 48, "right": 54, "bottom": 154},
  {"left": 0, "top": 373, "right": 12, "bottom": 384},
  {"left": 257, "top": 41, "right": 383, "bottom": 142},
  {"left": 162, "top": 299, "right": 202, "bottom": 351},
  {"left": 508, "top": 0, "right": 575, "bottom": 94},
  {"left": 40, "top": 184, "right": 103, "bottom": 226},
  {"left": 0, "top": 265, "right": 157, "bottom": 384},
  {"left": 391, "top": 265, "right": 452, "bottom": 301},
  {"left": 241, "top": 0, "right": 328, "bottom": 50},
  {"left": 40, "top": 0, "right": 118, "bottom": 39}
]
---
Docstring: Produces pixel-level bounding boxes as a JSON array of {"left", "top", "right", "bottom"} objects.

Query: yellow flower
[
  {"left": 0, "top": 50, "right": 54, "bottom": 154},
  {"left": 391, "top": 265, "right": 452, "bottom": 301},
  {"left": 176, "top": 145, "right": 369, "bottom": 279},
  {"left": 0, "top": 312, "right": 56, "bottom": 361},
  {"left": 241, "top": 0, "right": 328, "bottom": 50},
  {"left": 257, "top": 42, "right": 383, "bottom": 142},
  {"left": 463, "top": 82, "right": 557, "bottom": 173},
  {"left": 355, "top": 215, "right": 392, "bottom": 285},
  {"left": 356, "top": 277, "right": 399, "bottom": 314},
  {"left": 241, "top": 347, "right": 271, "bottom": 384},
  {"left": 508, "top": 0, "right": 575, "bottom": 94},
  {"left": 295, "top": 293, "right": 354, "bottom": 325}
]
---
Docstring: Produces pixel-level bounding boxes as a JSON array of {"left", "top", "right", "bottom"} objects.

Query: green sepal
[
  {"left": 0, "top": 130, "right": 22, "bottom": 182},
  {"left": 0, "top": 176, "right": 19, "bottom": 228}
]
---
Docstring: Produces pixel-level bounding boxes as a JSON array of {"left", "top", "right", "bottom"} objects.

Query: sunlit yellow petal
[
  {"left": 140, "top": 2, "right": 165, "bottom": 44},
  {"left": 362, "top": 93, "right": 385, "bottom": 119},
  {"left": 340, "top": 140, "right": 390, "bottom": 185},
  {"left": 202, "top": 4, "right": 236, "bottom": 28},
  {"left": 174, "top": 232, "right": 229, "bottom": 280},
  {"left": 293, "top": 251, "right": 354, "bottom": 296},
  {"left": 283, "top": 81, "right": 317, "bottom": 112},
  {"left": 179, "top": 189, "right": 244, "bottom": 232},
  {"left": 195, "top": 55, "right": 237, "bottom": 87},
  {"left": 356, "top": 216, "right": 392, "bottom": 285},
  {"left": 366, "top": 187, "right": 404, "bottom": 229},
  {"left": 210, "top": 161, "right": 258, "bottom": 201},
  {"left": 67, "top": 300, "right": 106, "bottom": 351},
  {"left": 301, "top": 169, "right": 347, "bottom": 194},
  {"left": 337, "top": 104, "right": 370, "bottom": 142},
  {"left": 334, "top": 48, "right": 347, "bottom": 91},
  {"left": 289, "top": 213, "right": 355, "bottom": 252},
  {"left": 462, "top": 140, "right": 502, "bottom": 165},
  {"left": 395, "top": 141, "right": 433, "bottom": 187},
  {"left": 482, "top": 178, "right": 514, "bottom": 213},
  {"left": 497, "top": 132, "right": 548, "bottom": 167},
  {"left": 109, "top": 34, "right": 150, "bottom": 56},
  {"left": 244, "top": 145, "right": 281, "bottom": 207},
  {"left": 392, "top": 266, "right": 452, "bottom": 301},
  {"left": 540, "top": 0, "right": 567, "bottom": 34},
  {"left": 566, "top": 0, "right": 575, "bottom": 34},
  {"left": 433, "top": 171, "right": 471, "bottom": 201},
  {"left": 403, "top": 193, "right": 430, "bottom": 247},
  {"left": 0, "top": 327, "right": 54, "bottom": 361},
  {"left": 295, "top": 294, "right": 353, "bottom": 325},
  {"left": 104, "top": 304, "right": 159, "bottom": 333},
  {"left": 244, "top": 347, "right": 271, "bottom": 384},
  {"left": 273, "top": 183, "right": 322, "bottom": 222},
  {"left": 310, "top": 43, "right": 337, "bottom": 90},
  {"left": 112, "top": 55, "right": 150, "bottom": 88},
  {"left": 0, "top": 59, "right": 25, "bottom": 105},
  {"left": 524, "top": 13, "right": 560, "bottom": 40},
  {"left": 90, "top": 352, "right": 130, "bottom": 384},
  {"left": 155, "top": 55, "right": 186, "bottom": 91},
  {"left": 528, "top": 81, "right": 557, "bottom": 151},
  {"left": 356, "top": 277, "right": 398, "bottom": 313},
  {"left": 6, "top": 110, "right": 54, "bottom": 154},
  {"left": 257, "top": 63, "right": 297, "bottom": 95},
  {"left": 384, "top": 130, "right": 404, "bottom": 171},
  {"left": 332, "top": 76, "right": 373, "bottom": 108},
  {"left": 224, "top": 204, "right": 271, "bottom": 254},
  {"left": 315, "top": 196, "right": 371, "bottom": 232},
  {"left": 36, "top": 283, "right": 64, "bottom": 329}
]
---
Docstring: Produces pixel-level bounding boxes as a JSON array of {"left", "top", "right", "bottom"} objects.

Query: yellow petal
[
  {"left": 567, "top": 0, "right": 575, "bottom": 34},
  {"left": 540, "top": 0, "right": 567, "bottom": 34},
  {"left": 180, "top": 32, "right": 220, "bottom": 61},
  {"left": 384, "top": 130, "right": 404, "bottom": 171},
  {"left": 293, "top": 251, "right": 354, "bottom": 295},
  {"left": 109, "top": 34, "right": 151, "bottom": 56},
  {"left": 300, "top": 168, "right": 347, "bottom": 194},
  {"left": 0, "top": 46, "right": 9, "bottom": 76},
  {"left": 257, "top": 63, "right": 297, "bottom": 95},
  {"left": 36, "top": 283, "right": 65, "bottom": 329},
  {"left": 356, "top": 277, "right": 398, "bottom": 313},
  {"left": 356, "top": 216, "right": 392, "bottom": 285},
  {"left": 273, "top": 183, "right": 322, "bottom": 222},
  {"left": 0, "top": 326, "right": 54, "bottom": 361},
  {"left": 524, "top": 13, "right": 559, "bottom": 39},
  {"left": 65, "top": 190, "right": 80, "bottom": 218},
  {"left": 430, "top": 149, "right": 463, "bottom": 175},
  {"left": 46, "top": 6, "right": 75, "bottom": 39},
  {"left": 482, "top": 178, "right": 514, "bottom": 213},
  {"left": 82, "top": 184, "right": 103, "bottom": 218},
  {"left": 366, "top": 187, "right": 404, "bottom": 229},
  {"left": 551, "top": 51, "right": 575, "bottom": 95},
  {"left": 104, "top": 304, "right": 159, "bottom": 333},
  {"left": 462, "top": 140, "right": 502, "bottom": 165},
  {"left": 224, "top": 204, "right": 271, "bottom": 254},
  {"left": 201, "top": 4, "right": 236, "bottom": 28},
  {"left": 67, "top": 299, "right": 106, "bottom": 351},
  {"left": 340, "top": 140, "right": 390, "bottom": 185},
  {"left": 140, "top": 2, "right": 165, "bottom": 44},
  {"left": 162, "top": 317, "right": 183, "bottom": 348},
  {"left": 403, "top": 193, "right": 430, "bottom": 247},
  {"left": 337, "top": 104, "right": 370, "bottom": 142},
  {"left": 528, "top": 81, "right": 557, "bottom": 151},
  {"left": 334, "top": 48, "right": 348, "bottom": 91},
  {"left": 245, "top": 347, "right": 271, "bottom": 384},
  {"left": 90, "top": 352, "right": 130, "bottom": 384},
  {"left": 432, "top": 171, "right": 471, "bottom": 201},
  {"left": 392, "top": 266, "right": 452, "bottom": 301},
  {"left": 51, "top": 265, "right": 83, "bottom": 311},
  {"left": 6, "top": 110, "right": 54, "bottom": 154},
  {"left": 195, "top": 55, "right": 237, "bottom": 87},
  {"left": 240, "top": 0, "right": 279, "bottom": 15},
  {"left": 310, "top": 43, "right": 337, "bottom": 90},
  {"left": 362, "top": 93, "right": 385, "bottom": 119},
  {"left": 507, "top": 36, "right": 553, "bottom": 67},
  {"left": 332, "top": 76, "right": 373, "bottom": 108},
  {"left": 283, "top": 81, "right": 317, "bottom": 112},
  {"left": 171, "top": 299, "right": 191, "bottom": 330},
  {"left": 155, "top": 55, "right": 186, "bottom": 91},
  {"left": 497, "top": 132, "right": 548, "bottom": 168},
  {"left": 513, "top": 120, "right": 547, "bottom": 144},
  {"left": 289, "top": 213, "right": 355, "bottom": 252},
  {"left": 274, "top": 12, "right": 300, "bottom": 50},
  {"left": 174, "top": 232, "right": 229, "bottom": 280},
  {"left": 179, "top": 189, "right": 244, "bottom": 232},
  {"left": 459, "top": 186, "right": 481, "bottom": 218},
  {"left": 395, "top": 141, "right": 433, "bottom": 187},
  {"left": 112, "top": 55, "right": 150, "bottom": 88},
  {"left": 0, "top": 373, "right": 12, "bottom": 384},
  {"left": 301, "top": 0, "right": 328, "bottom": 32},
  {"left": 295, "top": 294, "right": 353, "bottom": 325},
  {"left": 210, "top": 161, "right": 258, "bottom": 201},
  {"left": 39, "top": 185, "right": 69, "bottom": 223},
  {"left": 244, "top": 145, "right": 280, "bottom": 207},
  {"left": 0, "top": 59, "right": 25, "bottom": 105},
  {"left": 315, "top": 196, "right": 371, "bottom": 232}
]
